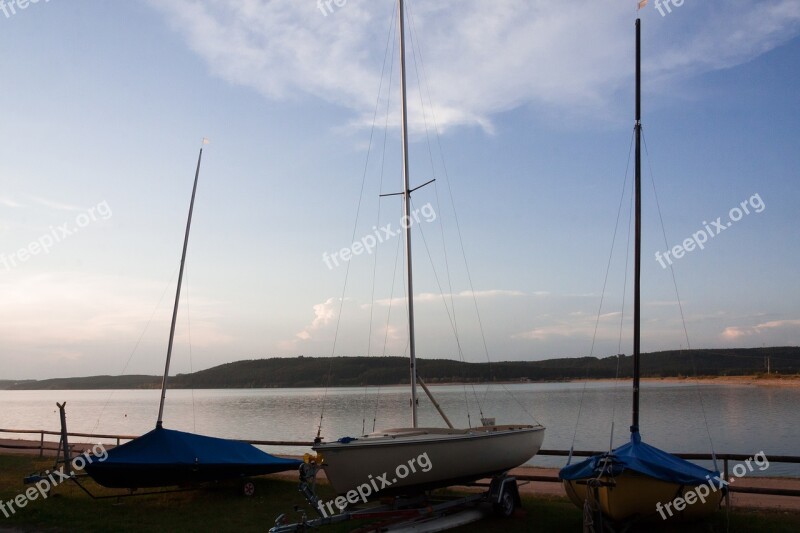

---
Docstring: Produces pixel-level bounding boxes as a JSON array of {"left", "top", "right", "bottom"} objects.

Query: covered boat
[
  {"left": 560, "top": 429, "right": 723, "bottom": 522},
  {"left": 84, "top": 146, "right": 300, "bottom": 489},
  {"left": 558, "top": 16, "right": 723, "bottom": 524},
  {"left": 85, "top": 427, "right": 301, "bottom": 489}
]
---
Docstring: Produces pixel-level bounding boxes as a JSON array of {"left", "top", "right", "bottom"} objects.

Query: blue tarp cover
[
  {"left": 101, "top": 427, "right": 300, "bottom": 467},
  {"left": 85, "top": 427, "right": 301, "bottom": 488},
  {"left": 559, "top": 429, "right": 719, "bottom": 486}
]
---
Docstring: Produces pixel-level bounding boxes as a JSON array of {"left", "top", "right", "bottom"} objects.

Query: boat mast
[
  {"left": 632, "top": 18, "right": 642, "bottom": 433},
  {"left": 398, "top": 0, "right": 418, "bottom": 428},
  {"left": 156, "top": 147, "right": 204, "bottom": 429}
]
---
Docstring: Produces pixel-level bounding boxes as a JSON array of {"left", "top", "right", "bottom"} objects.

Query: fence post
[
  {"left": 39, "top": 432, "right": 44, "bottom": 457},
  {"left": 724, "top": 458, "right": 731, "bottom": 508}
]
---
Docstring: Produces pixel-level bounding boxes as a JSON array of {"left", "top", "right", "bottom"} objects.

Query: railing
[{"left": 2, "top": 428, "right": 799, "bottom": 500}]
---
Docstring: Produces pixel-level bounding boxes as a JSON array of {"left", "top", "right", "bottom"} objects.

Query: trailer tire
[{"left": 493, "top": 489, "right": 515, "bottom": 518}]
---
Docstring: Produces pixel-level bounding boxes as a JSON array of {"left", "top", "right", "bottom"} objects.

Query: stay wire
[
  {"left": 317, "top": 1, "right": 398, "bottom": 440},
  {"left": 406, "top": 1, "right": 474, "bottom": 423},
  {"left": 406, "top": 0, "right": 492, "bottom": 421},
  {"left": 567, "top": 129, "right": 635, "bottom": 461},
  {"left": 641, "top": 130, "right": 718, "bottom": 469},
  {"left": 90, "top": 266, "right": 179, "bottom": 437},
  {"left": 362, "top": 4, "right": 399, "bottom": 436}
]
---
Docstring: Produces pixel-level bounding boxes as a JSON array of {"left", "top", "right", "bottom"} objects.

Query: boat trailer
[{"left": 270, "top": 460, "right": 523, "bottom": 532}]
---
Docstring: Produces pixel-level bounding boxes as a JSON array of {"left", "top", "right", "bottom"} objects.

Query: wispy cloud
[
  {"left": 721, "top": 319, "right": 800, "bottom": 340},
  {"left": 372, "top": 289, "right": 525, "bottom": 307},
  {"left": 148, "top": 0, "right": 800, "bottom": 132},
  {"left": 26, "top": 195, "right": 84, "bottom": 212},
  {"left": 0, "top": 196, "right": 26, "bottom": 208}
]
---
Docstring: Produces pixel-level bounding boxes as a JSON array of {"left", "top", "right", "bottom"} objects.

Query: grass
[{"left": 1, "top": 454, "right": 799, "bottom": 532}]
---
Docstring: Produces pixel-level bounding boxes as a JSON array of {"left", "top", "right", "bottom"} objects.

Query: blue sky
[{"left": 1, "top": 0, "right": 798, "bottom": 380}]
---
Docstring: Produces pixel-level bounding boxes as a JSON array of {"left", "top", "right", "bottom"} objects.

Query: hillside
[{"left": 2, "top": 347, "right": 797, "bottom": 390}]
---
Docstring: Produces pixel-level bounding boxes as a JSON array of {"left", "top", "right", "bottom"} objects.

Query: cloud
[
  {"left": 720, "top": 319, "right": 800, "bottom": 340},
  {"left": 514, "top": 310, "right": 622, "bottom": 341},
  {"left": 148, "top": 0, "right": 800, "bottom": 132},
  {"left": 372, "top": 289, "right": 525, "bottom": 307},
  {"left": 26, "top": 195, "right": 84, "bottom": 212},
  {"left": 0, "top": 272, "right": 232, "bottom": 365},
  {"left": 292, "top": 297, "right": 340, "bottom": 342},
  {"left": 0, "top": 196, "right": 26, "bottom": 208}
]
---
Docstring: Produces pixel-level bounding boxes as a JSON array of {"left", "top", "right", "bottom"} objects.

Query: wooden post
[
  {"left": 39, "top": 432, "right": 44, "bottom": 458},
  {"left": 724, "top": 458, "right": 731, "bottom": 508}
]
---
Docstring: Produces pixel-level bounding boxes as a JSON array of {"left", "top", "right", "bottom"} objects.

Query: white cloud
[
  {"left": 148, "top": 0, "right": 800, "bottom": 132},
  {"left": 0, "top": 272, "right": 232, "bottom": 374},
  {"left": 372, "top": 289, "right": 524, "bottom": 307},
  {"left": 0, "top": 196, "right": 26, "bottom": 208},
  {"left": 292, "top": 297, "right": 340, "bottom": 343},
  {"left": 25, "top": 195, "right": 84, "bottom": 212},
  {"left": 721, "top": 319, "right": 800, "bottom": 340}
]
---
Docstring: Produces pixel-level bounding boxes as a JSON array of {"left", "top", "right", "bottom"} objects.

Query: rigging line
[
  {"left": 373, "top": 230, "right": 405, "bottom": 432},
  {"left": 610, "top": 170, "right": 635, "bottom": 450},
  {"left": 405, "top": 1, "right": 473, "bottom": 422},
  {"left": 90, "top": 266, "right": 179, "bottom": 436},
  {"left": 367, "top": 18, "right": 400, "bottom": 434},
  {"left": 362, "top": 14, "right": 398, "bottom": 436},
  {"left": 642, "top": 130, "right": 719, "bottom": 468},
  {"left": 410, "top": 197, "right": 485, "bottom": 421},
  {"left": 185, "top": 269, "right": 196, "bottom": 433},
  {"left": 317, "top": 0, "right": 398, "bottom": 441},
  {"left": 568, "top": 129, "right": 636, "bottom": 455},
  {"left": 405, "top": 0, "right": 493, "bottom": 412}
]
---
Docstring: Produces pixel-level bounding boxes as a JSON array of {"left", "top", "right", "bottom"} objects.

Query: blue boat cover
[
  {"left": 85, "top": 427, "right": 301, "bottom": 488},
  {"left": 559, "top": 429, "right": 719, "bottom": 486},
  {"left": 102, "top": 427, "right": 301, "bottom": 467}
]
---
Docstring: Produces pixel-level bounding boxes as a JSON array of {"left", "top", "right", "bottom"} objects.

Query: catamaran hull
[
  {"left": 562, "top": 470, "right": 724, "bottom": 522},
  {"left": 313, "top": 425, "right": 544, "bottom": 495}
]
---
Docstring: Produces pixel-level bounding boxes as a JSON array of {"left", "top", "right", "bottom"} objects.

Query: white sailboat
[{"left": 311, "top": 0, "right": 545, "bottom": 496}]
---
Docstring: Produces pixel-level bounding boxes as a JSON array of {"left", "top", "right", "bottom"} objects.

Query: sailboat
[
  {"left": 558, "top": 18, "right": 724, "bottom": 523},
  {"left": 310, "top": 0, "right": 545, "bottom": 496},
  {"left": 85, "top": 146, "right": 301, "bottom": 489}
]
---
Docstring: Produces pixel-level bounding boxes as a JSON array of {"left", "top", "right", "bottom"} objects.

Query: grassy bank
[{"left": 1, "top": 455, "right": 799, "bottom": 532}]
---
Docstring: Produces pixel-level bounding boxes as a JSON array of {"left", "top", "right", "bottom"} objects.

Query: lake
[{"left": 1, "top": 381, "right": 797, "bottom": 476}]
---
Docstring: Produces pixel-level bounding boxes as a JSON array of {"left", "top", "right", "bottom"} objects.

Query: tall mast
[
  {"left": 632, "top": 18, "right": 642, "bottom": 433},
  {"left": 156, "top": 147, "right": 204, "bottom": 429},
  {"left": 398, "top": 0, "right": 418, "bottom": 428}
]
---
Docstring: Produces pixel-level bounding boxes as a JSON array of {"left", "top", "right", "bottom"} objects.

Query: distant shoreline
[
  {"left": 2, "top": 374, "right": 799, "bottom": 391},
  {"left": 567, "top": 375, "right": 800, "bottom": 388}
]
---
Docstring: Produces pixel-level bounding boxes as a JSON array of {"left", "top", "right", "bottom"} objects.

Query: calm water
[{"left": 1, "top": 382, "right": 797, "bottom": 476}]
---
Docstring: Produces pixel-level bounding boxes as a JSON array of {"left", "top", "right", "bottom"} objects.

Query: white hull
[{"left": 313, "top": 424, "right": 545, "bottom": 495}]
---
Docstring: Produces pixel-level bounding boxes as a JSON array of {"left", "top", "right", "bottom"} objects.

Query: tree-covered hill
[{"left": 2, "top": 347, "right": 797, "bottom": 390}]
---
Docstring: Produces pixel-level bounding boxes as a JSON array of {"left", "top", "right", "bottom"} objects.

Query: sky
[{"left": 1, "top": 0, "right": 799, "bottom": 380}]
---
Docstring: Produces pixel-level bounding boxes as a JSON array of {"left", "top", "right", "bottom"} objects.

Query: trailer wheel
[
  {"left": 242, "top": 480, "right": 256, "bottom": 497},
  {"left": 493, "top": 489, "right": 515, "bottom": 518}
]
